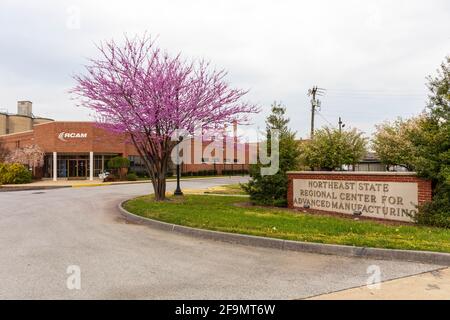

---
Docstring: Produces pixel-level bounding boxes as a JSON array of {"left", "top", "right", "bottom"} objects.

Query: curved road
[{"left": 0, "top": 177, "right": 444, "bottom": 299}]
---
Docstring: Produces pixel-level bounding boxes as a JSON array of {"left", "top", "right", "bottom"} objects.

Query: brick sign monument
[{"left": 287, "top": 172, "right": 432, "bottom": 222}]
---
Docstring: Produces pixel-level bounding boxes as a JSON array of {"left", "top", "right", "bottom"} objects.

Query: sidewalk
[
  {"left": 1, "top": 178, "right": 145, "bottom": 189},
  {"left": 0, "top": 175, "right": 244, "bottom": 191},
  {"left": 308, "top": 268, "right": 450, "bottom": 300}
]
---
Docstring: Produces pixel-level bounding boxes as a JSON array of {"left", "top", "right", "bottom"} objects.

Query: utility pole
[
  {"left": 308, "top": 86, "right": 325, "bottom": 139},
  {"left": 338, "top": 117, "right": 345, "bottom": 133}
]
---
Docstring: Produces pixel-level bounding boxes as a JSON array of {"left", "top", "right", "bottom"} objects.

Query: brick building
[{"left": 0, "top": 102, "right": 252, "bottom": 180}]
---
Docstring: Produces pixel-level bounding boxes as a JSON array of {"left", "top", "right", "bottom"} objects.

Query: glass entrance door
[
  {"left": 77, "top": 160, "right": 86, "bottom": 177},
  {"left": 68, "top": 160, "right": 77, "bottom": 177},
  {"left": 68, "top": 160, "right": 87, "bottom": 178}
]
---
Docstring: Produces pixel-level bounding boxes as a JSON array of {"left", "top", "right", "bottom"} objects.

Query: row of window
[
  {"left": 43, "top": 154, "right": 118, "bottom": 178},
  {"left": 202, "top": 158, "right": 239, "bottom": 163},
  {"left": 41, "top": 154, "right": 245, "bottom": 178}
]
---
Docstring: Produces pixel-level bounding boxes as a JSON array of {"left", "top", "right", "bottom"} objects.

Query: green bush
[
  {"left": 0, "top": 163, "right": 32, "bottom": 184},
  {"left": 135, "top": 171, "right": 149, "bottom": 178},
  {"left": 415, "top": 183, "right": 450, "bottom": 228},
  {"left": 126, "top": 173, "right": 138, "bottom": 181},
  {"left": 107, "top": 156, "right": 130, "bottom": 169},
  {"left": 243, "top": 102, "right": 301, "bottom": 207},
  {"left": 104, "top": 174, "right": 119, "bottom": 182},
  {"left": 373, "top": 57, "right": 450, "bottom": 228}
]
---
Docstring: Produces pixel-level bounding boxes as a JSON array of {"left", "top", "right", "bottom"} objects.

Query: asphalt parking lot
[{"left": 0, "top": 177, "right": 445, "bottom": 299}]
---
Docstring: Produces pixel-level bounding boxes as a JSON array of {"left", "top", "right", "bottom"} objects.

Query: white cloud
[{"left": 0, "top": 0, "right": 448, "bottom": 138}]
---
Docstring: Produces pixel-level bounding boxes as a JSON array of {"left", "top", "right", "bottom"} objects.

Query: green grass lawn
[
  {"left": 123, "top": 194, "right": 450, "bottom": 253},
  {"left": 203, "top": 184, "right": 248, "bottom": 195}
]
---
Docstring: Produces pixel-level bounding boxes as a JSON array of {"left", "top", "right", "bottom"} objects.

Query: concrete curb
[
  {"left": 0, "top": 185, "right": 71, "bottom": 192},
  {"left": 118, "top": 200, "right": 450, "bottom": 266}
]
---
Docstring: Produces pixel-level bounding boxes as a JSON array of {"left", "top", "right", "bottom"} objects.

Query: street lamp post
[
  {"left": 338, "top": 117, "right": 345, "bottom": 133},
  {"left": 174, "top": 135, "right": 184, "bottom": 196}
]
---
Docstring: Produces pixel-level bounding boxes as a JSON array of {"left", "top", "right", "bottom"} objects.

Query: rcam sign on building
[
  {"left": 58, "top": 132, "right": 88, "bottom": 142},
  {"left": 288, "top": 172, "right": 432, "bottom": 223}
]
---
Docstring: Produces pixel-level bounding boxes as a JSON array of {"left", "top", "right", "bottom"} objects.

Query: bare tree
[{"left": 5, "top": 144, "right": 44, "bottom": 176}]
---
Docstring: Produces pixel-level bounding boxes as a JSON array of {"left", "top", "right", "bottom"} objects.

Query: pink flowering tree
[
  {"left": 6, "top": 144, "right": 45, "bottom": 174},
  {"left": 72, "top": 35, "right": 258, "bottom": 200},
  {"left": 0, "top": 140, "right": 8, "bottom": 162}
]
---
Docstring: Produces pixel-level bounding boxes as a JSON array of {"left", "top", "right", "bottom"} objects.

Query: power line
[
  {"left": 326, "top": 88, "right": 425, "bottom": 94},
  {"left": 315, "top": 110, "right": 336, "bottom": 129},
  {"left": 325, "top": 89, "right": 425, "bottom": 98},
  {"left": 325, "top": 95, "right": 426, "bottom": 99}
]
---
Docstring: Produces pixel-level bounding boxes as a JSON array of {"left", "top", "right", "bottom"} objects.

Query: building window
[
  {"left": 94, "top": 155, "right": 103, "bottom": 176},
  {"left": 128, "top": 155, "right": 147, "bottom": 175},
  {"left": 57, "top": 158, "right": 67, "bottom": 177}
]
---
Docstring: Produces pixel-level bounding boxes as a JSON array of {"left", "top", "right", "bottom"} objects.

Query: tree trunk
[
  {"left": 150, "top": 154, "right": 169, "bottom": 201},
  {"left": 119, "top": 167, "right": 128, "bottom": 180},
  {"left": 130, "top": 135, "right": 174, "bottom": 201},
  {"left": 153, "top": 176, "right": 167, "bottom": 201}
]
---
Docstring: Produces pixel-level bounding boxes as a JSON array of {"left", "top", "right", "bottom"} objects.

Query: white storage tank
[
  {"left": 17, "top": 101, "right": 33, "bottom": 117},
  {"left": 0, "top": 112, "right": 7, "bottom": 135},
  {"left": 7, "top": 114, "right": 33, "bottom": 134},
  {"left": 33, "top": 117, "right": 54, "bottom": 126}
]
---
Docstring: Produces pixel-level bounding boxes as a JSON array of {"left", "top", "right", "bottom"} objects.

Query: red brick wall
[
  {"left": 0, "top": 122, "right": 135, "bottom": 156},
  {"left": 179, "top": 138, "right": 250, "bottom": 174},
  {"left": 0, "top": 121, "right": 253, "bottom": 173},
  {"left": 0, "top": 131, "right": 35, "bottom": 150},
  {"left": 33, "top": 122, "right": 134, "bottom": 155},
  {"left": 181, "top": 163, "right": 249, "bottom": 174},
  {"left": 287, "top": 172, "right": 432, "bottom": 219}
]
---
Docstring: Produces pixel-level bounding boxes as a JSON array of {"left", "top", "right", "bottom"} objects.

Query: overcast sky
[{"left": 0, "top": 0, "right": 449, "bottom": 139}]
